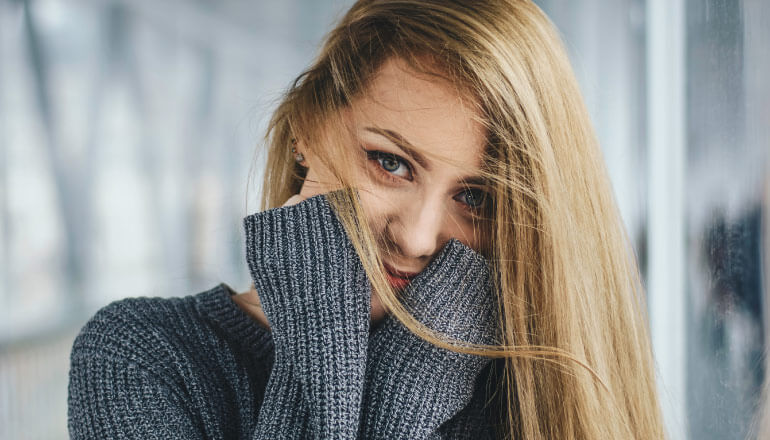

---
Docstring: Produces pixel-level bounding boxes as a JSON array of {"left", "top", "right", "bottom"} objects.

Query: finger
[{"left": 282, "top": 194, "right": 306, "bottom": 207}]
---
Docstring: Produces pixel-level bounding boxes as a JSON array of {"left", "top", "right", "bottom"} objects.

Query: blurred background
[{"left": 0, "top": 0, "right": 767, "bottom": 438}]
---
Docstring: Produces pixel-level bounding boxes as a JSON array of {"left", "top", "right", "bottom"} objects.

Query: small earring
[{"left": 290, "top": 138, "right": 305, "bottom": 164}]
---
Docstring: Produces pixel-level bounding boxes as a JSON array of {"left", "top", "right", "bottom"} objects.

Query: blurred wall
[
  {"left": 0, "top": 0, "right": 355, "bottom": 437},
  {"left": 1, "top": 0, "right": 767, "bottom": 439}
]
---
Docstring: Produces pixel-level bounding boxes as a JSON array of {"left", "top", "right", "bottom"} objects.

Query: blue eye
[
  {"left": 380, "top": 155, "right": 401, "bottom": 172},
  {"left": 365, "top": 150, "right": 413, "bottom": 181},
  {"left": 364, "top": 147, "right": 488, "bottom": 215},
  {"left": 457, "top": 188, "right": 488, "bottom": 211}
]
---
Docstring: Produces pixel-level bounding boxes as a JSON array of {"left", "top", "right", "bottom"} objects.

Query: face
[{"left": 297, "top": 56, "right": 489, "bottom": 320}]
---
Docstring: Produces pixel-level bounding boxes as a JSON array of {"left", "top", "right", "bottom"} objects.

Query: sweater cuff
[
  {"left": 242, "top": 190, "right": 371, "bottom": 350},
  {"left": 396, "top": 237, "right": 498, "bottom": 346},
  {"left": 242, "top": 190, "right": 370, "bottom": 438},
  {"left": 359, "top": 238, "right": 499, "bottom": 438}
]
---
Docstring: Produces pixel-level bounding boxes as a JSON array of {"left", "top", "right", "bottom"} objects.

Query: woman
[{"left": 68, "top": 0, "right": 666, "bottom": 439}]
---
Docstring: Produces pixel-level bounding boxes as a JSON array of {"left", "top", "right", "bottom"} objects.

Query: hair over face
[{"left": 251, "top": 1, "right": 666, "bottom": 438}]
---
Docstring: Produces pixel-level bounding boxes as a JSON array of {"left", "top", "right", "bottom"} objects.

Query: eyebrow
[{"left": 363, "top": 126, "right": 488, "bottom": 186}]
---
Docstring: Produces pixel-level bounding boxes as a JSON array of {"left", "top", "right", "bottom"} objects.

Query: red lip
[
  {"left": 385, "top": 272, "right": 411, "bottom": 290},
  {"left": 383, "top": 262, "right": 420, "bottom": 279}
]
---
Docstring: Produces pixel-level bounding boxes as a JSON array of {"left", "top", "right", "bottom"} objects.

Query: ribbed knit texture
[
  {"left": 68, "top": 190, "right": 499, "bottom": 439},
  {"left": 359, "top": 237, "right": 499, "bottom": 439},
  {"left": 243, "top": 191, "right": 372, "bottom": 439}
]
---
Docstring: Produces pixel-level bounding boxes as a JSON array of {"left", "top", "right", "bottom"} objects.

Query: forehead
[{"left": 350, "top": 57, "right": 487, "bottom": 172}]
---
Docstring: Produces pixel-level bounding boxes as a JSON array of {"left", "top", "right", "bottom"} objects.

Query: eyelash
[{"left": 364, "top": 149, "right": 488, "bottom": 214}]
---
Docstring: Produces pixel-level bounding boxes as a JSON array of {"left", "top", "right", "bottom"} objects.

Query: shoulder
[
  {"left": 70, "top": 284, "right": 230, "bottom": 372},
  {"left": 67, "top": 284, "right": 245, "bottom": 439},
  {"left": 70, "top": 282, "right": 274, "bottom": 376}
]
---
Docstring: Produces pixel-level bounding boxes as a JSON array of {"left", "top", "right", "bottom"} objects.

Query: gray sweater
[{"left": 68, "top": 191, "right": 502, "bottom": 439}]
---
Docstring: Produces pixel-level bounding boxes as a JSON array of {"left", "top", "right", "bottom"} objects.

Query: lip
[
  {"left": 385, "top": 271, "right": 411, "bottom": 290},
  {"left": 382, "top": 262, "right": 420, "bottom": 279}
]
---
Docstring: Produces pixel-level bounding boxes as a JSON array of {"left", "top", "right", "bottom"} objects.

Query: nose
[{"left": 389, "top": 195, "right": 448, "bottom": 262}]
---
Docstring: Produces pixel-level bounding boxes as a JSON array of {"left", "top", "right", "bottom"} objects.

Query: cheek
[
  {"left": 467, "top": 219, "right": 491, "bottom": 256},
  {"left": 357, "top": 188, "right": 484, "bottom": 250},
  {"left": 355, "top": 187, "right": 393, "bottom": 232},
  {"left": 443, "top": 210, "right": 488, "bottom": 254},
  {"left": 454, "top": 222, "right": 483, "bottom": 252},
  {"left": 351, "top": 161, "right": 401, "bottom": 217}
]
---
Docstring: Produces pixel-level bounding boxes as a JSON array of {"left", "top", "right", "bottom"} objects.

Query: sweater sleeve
[
  {"left": 242, "top": 190, "right": 371, "bottom": 439},
  {"left": 68, "top": 190, "right": 371, "bottom": 439},
  {"left": 434, "top": 364, "right": 497, "bottom": 439},
  {"left": 359, "top": 237, "right": 500, "bottom": 439},
  {"left": 67, "top": 294, "right": 220, "bottom": 440},
  {"left": 68, "top": 351, "right": 205, "bottom": 440},
  {"left": 436, "top": 400, "right": 495, "bottom": 440}
]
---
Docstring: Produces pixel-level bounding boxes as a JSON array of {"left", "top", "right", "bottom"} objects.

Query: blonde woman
[{"left": 68, "top": 0, "right": 666, "bottom": 438}]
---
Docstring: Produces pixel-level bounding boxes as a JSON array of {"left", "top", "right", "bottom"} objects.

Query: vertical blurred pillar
[
  {"left": 647, "top": 0, "right": 687, "bottom": 438},
  {"left": 760, "top": 165, "right": 770, "bottom": 439},
  {"left": 534, "top": 0, "right": 648, "bottom": 249},
  {"left": 746, "top": 0, "right": 770, "bottom": 435}
]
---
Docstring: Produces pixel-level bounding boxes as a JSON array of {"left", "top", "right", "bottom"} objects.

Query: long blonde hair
[{"left": 251, "top": 0, "right": 666, "bottom": 438}]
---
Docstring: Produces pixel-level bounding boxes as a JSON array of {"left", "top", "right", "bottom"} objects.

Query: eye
[
  {"left": 364, "top": 149, "right": 413, "bottom": 182},
  {"left": 455, "top": 187, "right": 488, "bottom": 213}
]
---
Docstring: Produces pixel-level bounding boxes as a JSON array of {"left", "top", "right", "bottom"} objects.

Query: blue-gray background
[{"left": 0, "top": 0, "right": 767, "bottom": 439}]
